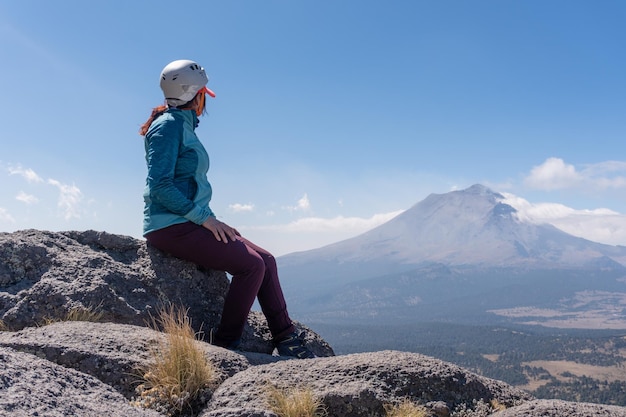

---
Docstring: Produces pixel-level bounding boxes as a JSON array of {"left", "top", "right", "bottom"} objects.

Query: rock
[
  {"left": 0, "top": 229, "right": 227, "bottom": 332},
  {"left": 492, "top": 399, "right": 626, "bottom": 416},
  {"left": 0, "top": 346, "right": 162, "bottom": 417},
  {"left": 0, "top": 229, "right": 334, "bottom": 357},
  {"left": 203, "top": 350, "right": 534, "bottom": 416}
]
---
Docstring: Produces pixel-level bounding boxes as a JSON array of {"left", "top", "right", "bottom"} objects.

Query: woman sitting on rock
[{"left": 139, "top": 59, "right": 314, "bottom": 359}]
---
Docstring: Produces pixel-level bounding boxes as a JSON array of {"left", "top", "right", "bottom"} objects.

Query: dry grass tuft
[
  {"left": 265, "top": 383, "right": 327, "bottom": 417},
  {"left": 384, "top": 399, "right": 429, "bottom": 417},
  {"left": 0, "top": 319, "right": 7, "bottom": 331},
  {"left": 490, "top": 399, "right": 507, "bottom": 411},
  {"left": 65, "top": 305, "right": 104, "bottom": 322},
  {"left": 39, "top": 303, "right": 104, "bottom": 326},
  {"left": 134, "top": 305, "right": 219, "bottom": 416}
]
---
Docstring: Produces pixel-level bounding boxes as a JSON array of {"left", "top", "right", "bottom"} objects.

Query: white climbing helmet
[{"left": 159, "top": 59, "right": 215, "bottom": 107}]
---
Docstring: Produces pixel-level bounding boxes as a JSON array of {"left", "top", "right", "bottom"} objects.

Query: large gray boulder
[
  {"left": 203, "top": 350, "right": 533, "bottom": 417},
  {"left": 493, "top": 399, "right": 626, "bottom": 417},
  {"left": 0, "top": 229, "right": 227, "bottom": 331},
  {"left": 0, "top": 346, "right": 162, "bottom": 417},
  {"left": 0, "top": 229, "right": 334, "bottom": 356}
]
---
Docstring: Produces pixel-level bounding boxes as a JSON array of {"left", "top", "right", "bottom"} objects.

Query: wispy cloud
[
  {"left": 5, "top": 163, "right": 88, "bottom": 221},
  {"left": 8, "top": 165, "right": 44, "bottom": 183},
  {"left": 0, "top": 207, "right": 15, "bottom": 223},
  {"left": 15, "top": 191, "right": 39, "bottom": 205},
  {"left": 254, "top": 210, "right": 404, "bottom": 234},
  {"left": 284, "top": 194, "right": 311, "bottom": 212},
  {"left": 524, "top": 158, "right": 626, "bottom": 191},
  {"left": 229, "top": 203, "right": 255, "bottom": 212},
  {"left": 501, "top": 193, "right": 626, "bottom": 246},
  {"left": 47, "top": 179, "right": 83, "bottom": 220}
]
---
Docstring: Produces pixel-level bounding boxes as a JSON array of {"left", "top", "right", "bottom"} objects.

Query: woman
[{"left": 139, "top": 59, "right": 313, "bottom": 359}]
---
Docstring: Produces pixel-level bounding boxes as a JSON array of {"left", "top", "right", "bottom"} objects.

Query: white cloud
[
  {"left": 254, "top": 210, "right": 404, "bottom": 234},
  {"left": 297, "top": 194, "right": 310, "bottom": 210},
  {"left": 501, "top": 193, "right": 626, "bottom": 246},
  {"left": 229, "top": 203, "right": 255, "bottom": 212},
  {"left": 15, "top": 191, "right": 39, "bottom": 205},
  {"left": 284, "top": 193, "right": 311, "bottom": 212},
  {"left": 47, "top": 179, "right": 83, "bottom": 220},
  {"left": 524, "top": 158, "right": 581, "bottom": 190},
  {"left": 583, "top": 160, "right": 626, "bottom": 176},
  {"left": 583, "top": 161, "right": 626, "bottom": 189},
  {"left": 8, "top": 165, "right": 43, "bottom": 183},
  {"left": 4, "top": 164, "right": 95, "bottom": 225},
  {"left": 0, "top": 207, "right": 15, "bottom": 223},
  {"left": 524, "top": 158, "right": 626, "bottom": 191}
]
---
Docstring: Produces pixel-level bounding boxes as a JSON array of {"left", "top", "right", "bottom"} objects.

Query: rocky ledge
[{"left": 1, "top": 229, "right": 625, "bottom": 416}]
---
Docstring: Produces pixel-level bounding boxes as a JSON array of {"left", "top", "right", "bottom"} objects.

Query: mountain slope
[{"left": 277, "top": 184, "right": 626, "bottom": 327}]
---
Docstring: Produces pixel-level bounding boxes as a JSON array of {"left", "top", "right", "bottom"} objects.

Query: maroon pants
[{"left": 145, "top": 221, "right": 295, "bottom": 345}]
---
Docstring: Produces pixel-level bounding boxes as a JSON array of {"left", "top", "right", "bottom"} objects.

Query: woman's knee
[
  {"left": 262, "top": 252, "right": 277, "bottom": 272},
  {"left": 232, "top": 251, "right": 266, "bottom": 282}
]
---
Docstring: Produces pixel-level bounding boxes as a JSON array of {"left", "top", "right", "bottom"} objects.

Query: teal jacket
[{"left": 142, "top": 108, "right": 215, "bottom": 235}]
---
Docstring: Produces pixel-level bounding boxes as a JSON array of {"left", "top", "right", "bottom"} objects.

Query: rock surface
[
  {"left": 3, "top": 322, "right": 625, "bottom": 416},
  {"left": 2, "top": 229, "right": 626, "bottom": 416},
  {"left": 492, "top": 399, "right": 626, "bottom": 417},
  {"left": 0, "top": 346, "right": 162, "bottom": 417},
  {"left": 203, "top": 349, "right": 533, "bottom": 416},
  {"left": 0, "top": 321, "right": 253, "bottom": 399},
  {"left": 0, "top": 229, "right": 227, "bottom": 332}
]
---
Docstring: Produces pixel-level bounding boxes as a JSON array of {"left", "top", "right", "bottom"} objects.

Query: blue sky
[{"left": 1, "top": 1, "right": 625, "bottom": 256}]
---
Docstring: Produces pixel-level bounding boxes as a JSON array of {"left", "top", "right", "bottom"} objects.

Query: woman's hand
[{"left": 202, "top": 217, "right": 240, "bottom": 243}]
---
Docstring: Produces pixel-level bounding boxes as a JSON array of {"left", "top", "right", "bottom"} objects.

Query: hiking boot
[
  {"left": 275, "top": 331, "right": 315, "bottom": 359},
  {"left": 209, "top": 328, "right": 241, "bottom": 351}
]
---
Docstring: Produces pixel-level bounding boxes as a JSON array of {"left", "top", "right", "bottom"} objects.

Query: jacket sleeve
[{"left": 145, "top": 120, "right": 213, "bottom": 224}]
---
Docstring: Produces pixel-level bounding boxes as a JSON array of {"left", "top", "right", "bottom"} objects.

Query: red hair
[{"left": 139, "top": 105, "right": 167, "bottom": 136}]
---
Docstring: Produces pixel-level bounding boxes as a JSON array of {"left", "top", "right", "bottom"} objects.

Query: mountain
[{"left": 277, "top": 184, "right": 626, "bottom": 327}]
